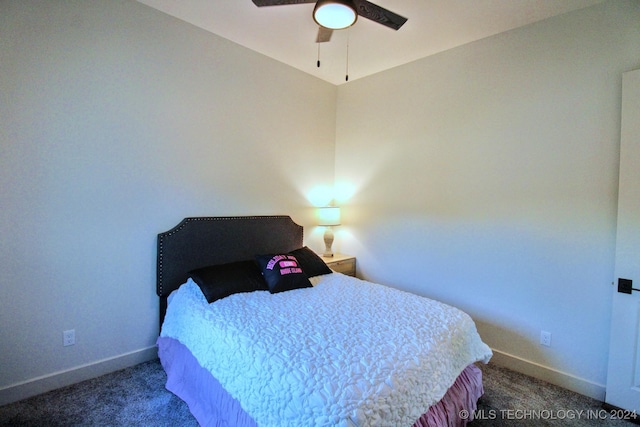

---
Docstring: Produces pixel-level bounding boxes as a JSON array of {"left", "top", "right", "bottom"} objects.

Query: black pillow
[
  {"left": 255, "top": 253, "right": 313, "bottom": 294},
  {"left": 289, "top": 246, "right": 332, "bottom": 277},
  {"left": 189, "top": 260, "right": 268, "bottom": 303}
]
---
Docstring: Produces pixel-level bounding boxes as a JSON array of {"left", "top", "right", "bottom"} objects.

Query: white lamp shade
[
  {"left": 313, "top": 0, "right": 357, "bottom": 30},
  {"left": 318, "top": 206, "right": 341, "bottom": 226}
]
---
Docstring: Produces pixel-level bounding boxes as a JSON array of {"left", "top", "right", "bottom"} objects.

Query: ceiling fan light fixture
[{"left": 313, "top": 0, "right": 357, "bottom": 30}]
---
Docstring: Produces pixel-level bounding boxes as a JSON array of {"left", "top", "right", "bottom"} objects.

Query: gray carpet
[
  {"left": 472, "top": 364, "right": 637, "bottom": 426},
  {"left": 0, "top": 359, "right": 636, "bottom": 426},
  {"left": 0, "top": 359, "right": 196, "bottom": 427}
]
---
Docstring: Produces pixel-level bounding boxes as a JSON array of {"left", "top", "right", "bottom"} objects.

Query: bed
[{"left": 156, "top": 215, "right": 492, "bottom": 427}]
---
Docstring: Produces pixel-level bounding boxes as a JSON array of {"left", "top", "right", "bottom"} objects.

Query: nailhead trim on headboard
[{"left": 156, "top": 216, "right": 304, "bottom": 329}]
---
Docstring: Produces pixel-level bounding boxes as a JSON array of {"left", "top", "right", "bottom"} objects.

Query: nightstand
[{"left": 322, "top": 253, "right": 356, "bottom": 277}]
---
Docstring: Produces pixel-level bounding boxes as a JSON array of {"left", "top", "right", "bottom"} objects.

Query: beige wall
[
  {"left": 335, "top": 0, "right": 640, "bottom": 399},
  {"left": 3, "top": 0, "right": 640, "bottom": 406},
  {"left": 0, "top": 0, "right": 336, "bottom": 403}
]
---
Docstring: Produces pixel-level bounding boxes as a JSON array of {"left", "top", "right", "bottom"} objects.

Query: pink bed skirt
[{"left": 157, "top": 336, "right": 484, "bottom": 427}]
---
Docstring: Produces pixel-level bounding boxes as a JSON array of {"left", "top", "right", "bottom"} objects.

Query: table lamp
[{"left": 318, "top": 206, "right": 341, "bottom": 257}]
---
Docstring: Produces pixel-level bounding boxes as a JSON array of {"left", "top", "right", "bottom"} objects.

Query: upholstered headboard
[{"left": 156, "top": 216, "right": 303, "bottom": 328}]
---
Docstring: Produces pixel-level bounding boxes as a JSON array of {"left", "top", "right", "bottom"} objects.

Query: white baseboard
[
  {"left": 1, "top": 345, "right": 605, "bottom": 407},
  {"left": 489, "top": 348, "right": 606, "bottom": 401},
  {"left": 0, "top": 346, "right": 158, "bottom": 407}
]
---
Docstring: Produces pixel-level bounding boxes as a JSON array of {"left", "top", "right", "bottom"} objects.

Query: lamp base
[{"left": 323, "top": 226, "right": 334, "bottom": 257}]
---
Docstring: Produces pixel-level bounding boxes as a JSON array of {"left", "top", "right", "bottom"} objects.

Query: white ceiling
[{"left": 137, "top": 0, "right": 605, "bottom": 86}]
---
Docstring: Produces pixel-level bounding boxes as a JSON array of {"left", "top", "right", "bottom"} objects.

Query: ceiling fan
[{"left": 252, "top": 0, "right": 408, "bottom": 43}]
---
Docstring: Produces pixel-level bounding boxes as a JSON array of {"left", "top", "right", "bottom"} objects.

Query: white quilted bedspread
[{"left": 161, "top": 273, "right": 492, "bottom": 427}]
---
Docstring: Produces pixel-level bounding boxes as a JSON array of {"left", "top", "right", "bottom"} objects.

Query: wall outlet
[
  {"left": 63, "top": 329, "right": 75, "bottom": 347},
  {"left": 540, "top": 330, "right": 551, "bottom": 347}
]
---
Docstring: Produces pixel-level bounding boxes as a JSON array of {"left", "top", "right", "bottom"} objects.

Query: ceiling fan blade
[
  {"left": 316, "top": 26, "right": 333, "bottom": 43},
  {"left": 252, "top": 0, "right": 315, "bottom": 6},
  {"left": 354, "top": 0, "right": 407, "bottom": 30}
]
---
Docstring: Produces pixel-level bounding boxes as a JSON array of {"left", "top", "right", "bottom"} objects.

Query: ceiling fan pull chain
[
  {"left": 317, "top": 43, "right": 321, "bottom": 68},
  {"left": 345, "top": 29, "right": 350, "bottom": 81}
]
